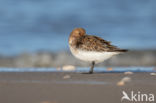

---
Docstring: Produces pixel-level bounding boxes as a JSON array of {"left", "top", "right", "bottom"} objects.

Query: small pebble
[
  {"left": 107, "top": 67, "right": 113, "bottom": 71},
  {"left": 63, "top": 75, "right": 71, "bottom": 79},
  {"left": 117, "top": 77, "right": 131, "bottom": 86},
  {"left": 121, "top": 77, "right": 131, "bottom": 82},
  {"left": 117, "top": 81, "right": 125, "bottom": 86},
  {"left": 124, "top": 71, "right": 133, "bottom": 75},
  {"left": 62, "top": 65, "right": 75, "bottom": 71},
  {"left": 150, "top": 73, "right": 156, "bottom": 76}
]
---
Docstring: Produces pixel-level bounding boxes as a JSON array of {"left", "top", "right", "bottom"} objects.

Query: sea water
[
  {"left": 0, "top": 0, "right": 156, "bottom": 55},
  {"left": 0, "top": 67, "right": 155, "bottom": 73}
]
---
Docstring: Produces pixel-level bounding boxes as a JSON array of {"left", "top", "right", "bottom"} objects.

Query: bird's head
[
  {"left": 69, "top": 28, "right": 86, "bottom": 44},
  {"left": 70, "top": 28, "right": 86, "bottom": 37}
]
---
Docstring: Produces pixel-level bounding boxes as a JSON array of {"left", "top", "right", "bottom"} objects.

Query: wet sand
[{"left": 0, "top": 72, "right": 156, "bottom": 103}]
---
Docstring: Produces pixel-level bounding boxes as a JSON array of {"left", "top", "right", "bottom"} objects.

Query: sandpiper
[{"left": 68, "top": 28, "right": 127, "bottom": 74}]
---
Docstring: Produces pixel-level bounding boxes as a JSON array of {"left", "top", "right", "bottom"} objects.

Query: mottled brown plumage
[{"left": 69, "top": 28, "right": 127, "bottom": 52}]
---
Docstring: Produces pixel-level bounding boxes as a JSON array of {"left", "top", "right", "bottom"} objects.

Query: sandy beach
[
  {"left": 0, "top": 0, "right": 156, "bottom": 103},
  {"left": 0, "top": 72, "right": 155, "bottom": 103}
]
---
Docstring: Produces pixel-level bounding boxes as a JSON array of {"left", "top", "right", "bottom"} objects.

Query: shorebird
[{"left": 68, "top": 28, "right": 127, "bottom": 74}]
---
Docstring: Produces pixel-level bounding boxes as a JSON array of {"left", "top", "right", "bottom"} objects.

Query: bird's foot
[{"left": 89, "top": 70, "right": 93, "bottom": 74}]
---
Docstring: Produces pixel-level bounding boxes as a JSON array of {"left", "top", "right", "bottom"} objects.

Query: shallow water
[{"left": 0, "top": 67, "right": 155, "bottom": 73}]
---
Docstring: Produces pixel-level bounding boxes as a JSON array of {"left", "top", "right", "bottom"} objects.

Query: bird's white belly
[{"left": 70, "top": 47, "right": 120, "bottom": 64}]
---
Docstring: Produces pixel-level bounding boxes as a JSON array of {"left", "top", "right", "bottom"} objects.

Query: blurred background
[{"left": 0, "top": 0, "right": 156, "bottom": 67}]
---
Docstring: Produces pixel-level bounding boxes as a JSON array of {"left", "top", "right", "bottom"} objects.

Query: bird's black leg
[{"left": 89, "top": 61, "right": 95, "bottom": 74}]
